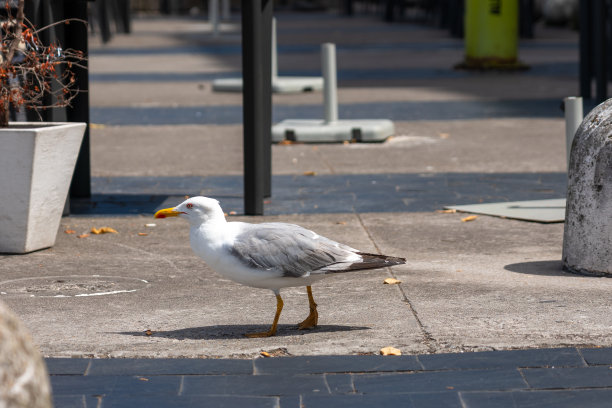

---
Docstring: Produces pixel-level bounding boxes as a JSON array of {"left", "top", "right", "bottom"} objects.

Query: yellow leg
[
  {"left": 245, "top": 294, "right": 283, "bottom": 338},
  {"left": 298, "top": 286, "right": 318, "bottom": 330}
]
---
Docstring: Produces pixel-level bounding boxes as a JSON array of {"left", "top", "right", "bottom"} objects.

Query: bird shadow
[{"left": 116, "top": 324, "right": 370, "bottom": 340}]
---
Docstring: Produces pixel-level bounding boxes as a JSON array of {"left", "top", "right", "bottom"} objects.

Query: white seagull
[{"left": 154, "top": 196, "right": 406, "bottom": 337}]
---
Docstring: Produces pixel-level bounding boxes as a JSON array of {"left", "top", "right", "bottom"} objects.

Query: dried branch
[{"left": 0, "top": 0, "right": 87, "bottom": 126}]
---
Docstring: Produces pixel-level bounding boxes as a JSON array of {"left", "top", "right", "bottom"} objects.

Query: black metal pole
[
  {"left": 64, "top": 0, "right": 91, "bottom": 198},
  {"left": 579, "top": 0, "right": 592, "bottom": 99},
  {"left": 119, "top": 0, "right": 131, "bottom": 34},
  {"left": 98, "top": 0, "right": 112, "bottom": 43},
  {"left": 261, "top": 3, "right": 272, "bottom": 199},
  {"left": 593, "top": 0, "right": 607, "bottom": 103},
  {"left": 241, "top": 0, "right": 272, "bottom": 215}
]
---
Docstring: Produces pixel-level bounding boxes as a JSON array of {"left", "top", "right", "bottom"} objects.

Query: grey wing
[{"left": 229, "top": 223, "right": 359, "bottom": 278}]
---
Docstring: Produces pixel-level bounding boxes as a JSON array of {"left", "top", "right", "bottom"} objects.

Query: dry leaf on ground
[
  {"left": 436, "top": 209, "right": 456, "bottom": 214},
  {"left": 303, "top": 171, "right": 317, "bottom": 176},
  {"left": 145, "top": 329, "right": 153, "bottom": 336},
  {"left": 461, "top": 215, "right": 478, "bottom": 222},
  {"left": 138, "top": 232, "right": 148, "bottom": 236},
  {"left": 91, "top": 227, "right": 118, "bottom": 234},
  {"left": 77, "top": 234, "right": 90, "bottom": 239},
  {"left": 260, "top": 348, "right": 290, "bottom": 357},
  {"left": 383, "top": 278, "right": 402, "bottom": 285},
  {"left": 64, "top": 229, "right": 76, "bottom": 234},
  {"left": 380, "top": 346, "right": 402, "bottom": 356}
]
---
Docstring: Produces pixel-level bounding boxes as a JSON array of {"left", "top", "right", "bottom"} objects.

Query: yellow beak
[{"left": 154, "top": 207, "right": 183, "bottom": 218}]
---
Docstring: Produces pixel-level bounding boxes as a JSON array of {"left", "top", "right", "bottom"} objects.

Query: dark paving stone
[
  {"left": 418, "top": 348, "right": 585, "bottom": 371},
  {"left": 45, "top": 358, "right": 90, "bottom": 375},
  {"left": 461, "top": 389, "right": 612, "bottom": 408},
  {"left": 51, "top": 395, "right": 100, "bottom": 408},
  {"left": 71, "top": 173, "right": 566, "bottom": 216},
  {"left": 353, "top": 369, "right": 527, "bottom": 394},
  {"left": 580, "top": 347, "right": 612, "bottom": 366},
  {"left": 90, "top": 99, "right": 563, "bottom": 126},
  {"left": 279, "top": 396, "right": 301, "bottom": 408},
  {"left": 302, "top": 392, "right": 462, "bottom": 408},
  {"left": 254, "top": 355, "right": 421, "bottom": 375},
  {"left": 521, "top": 366, "right": 612, "bottom": 389},
  {"left": 98, "top": 394, "right": 279, "bottom": 408},
  {"left": 88, "top": 358, "right": 252, "bottom": 376},
  {"left": 50, "top": 375, "right": 181, "bottom": 396},
  {"left": 181, "top": 374, "right": 334, "bottom": 396},
  {"left": 325, "top": 374, "right": 355, "bottom": 394},
  {"left": 88, "top": 61, "right": 577, "bottom": 83}
]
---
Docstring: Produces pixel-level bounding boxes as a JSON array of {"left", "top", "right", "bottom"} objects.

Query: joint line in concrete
[{"left": 355, "top": 212, "right": 437, "bottom": 353}]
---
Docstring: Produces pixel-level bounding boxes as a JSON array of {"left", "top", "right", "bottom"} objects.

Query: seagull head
[{"left": 154, "top": 196, "right": 226, "bottom": 226}]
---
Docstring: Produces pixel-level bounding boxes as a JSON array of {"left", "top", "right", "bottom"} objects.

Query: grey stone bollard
[
  {"left": 0, "top": 300, "right": 52, "bottom": 408},
  {"left": 563, "top": 98, "right": 612, "bottom": 276}
]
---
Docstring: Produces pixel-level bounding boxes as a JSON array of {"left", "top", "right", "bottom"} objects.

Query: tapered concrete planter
[{"left": 0, "top": 122, "right": 86, "bottom": 254}]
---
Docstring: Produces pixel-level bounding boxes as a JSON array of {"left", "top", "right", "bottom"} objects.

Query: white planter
[{"left": 0, "top": 122, "right": 86, "bottom": 254}]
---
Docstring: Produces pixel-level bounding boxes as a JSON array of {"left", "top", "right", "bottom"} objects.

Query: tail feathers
[
  {"left": 322, "top": 252, "right": 405, "bottom": 274},
  {"left": 352, "top": 252, "right": 406, "bottom": 271}
]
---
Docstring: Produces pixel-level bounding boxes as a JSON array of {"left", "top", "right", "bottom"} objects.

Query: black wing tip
[{"left": 357, "top": 252, "right": 406, "bottom": 265}]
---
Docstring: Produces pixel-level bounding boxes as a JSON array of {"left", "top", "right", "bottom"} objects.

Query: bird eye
[{"left": 186, "top": 203, "right": 193, "bottom": 209}]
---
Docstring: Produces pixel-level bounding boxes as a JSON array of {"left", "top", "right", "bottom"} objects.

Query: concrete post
[
  {"left": 209, "top": 0, "right": 219, "bottom": 37},
  {"left": 322, "top": 43, "right": 338, "bottom": 124},
  {"left": 272, "top": 18, "right": 278, "bottom": 79},
  {"left": 563, "top": 98, "right": 612, "bottom": 276},
  {"left": 564, "top": 97, "right": 583, "bottom": 169}
]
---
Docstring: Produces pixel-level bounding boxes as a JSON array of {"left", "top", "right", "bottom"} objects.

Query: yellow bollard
[{"left": 458, "top": 0, "right": 527, "bottom": 70}]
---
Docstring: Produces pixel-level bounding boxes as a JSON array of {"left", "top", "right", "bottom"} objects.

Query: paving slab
[
  {"left": 460, "top": 389, "right": 612, "bottom": 408},
  {"left": 44, "top": 346, "right": 612, "bottom": 408}
]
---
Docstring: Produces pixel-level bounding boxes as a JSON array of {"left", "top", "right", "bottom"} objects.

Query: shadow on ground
[
  {"left": 504, "top": 260, "right": 571, "bottom": 277},
  {"left": 117, "top": 324, "right": 370, "bottom": 340}
]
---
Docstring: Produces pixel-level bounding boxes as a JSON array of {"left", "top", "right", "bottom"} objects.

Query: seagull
[{"left": 154, "top": 196, "right": 406, "bottom": 338}]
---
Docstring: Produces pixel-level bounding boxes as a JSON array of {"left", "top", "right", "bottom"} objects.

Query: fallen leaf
[
  {"left": 229, "top": 211, "right": 237, "bottom": 215},
  {"left": 383, "top": 278, "right": 402, "bottom": 285},
  {"left": 336, "top": 221, "right": 347, "bottom": 225},
  {"left": 461, "top": 215, "right": 478, "bottom": 222},
  {"left": 446, "top": 386, "right": 454, "bottom": 390},
  {"left": 436, "top": 209, "right": 456, "bottom": 214},
  {"left": 303, "top": 171, "right": 317, "bottom": 176},
  {"left": 380, "top": 346, "right": 402, "bottom": 356},
  {"left": 138, "top": 232, "right": 148, "bottom": 236},
  {"left": 261, "top": 347, "right": 290, "bottom": 357},
  {"left": 278, "top": 139, "right": 295, "bottom": 145},
  {"left": 64, "top": 229, "right": 76, "bottom": 234},
  {"left": 77, "top": 234, "right": 90, "bottom": 239},
  {"left": 138, "top": 377, "right": 149, "bottom": 381},
  {"left": 145, "top": 329, "right": 153, "bottom": 336},
  {"left": 91, "top": 227, "right": 118, "bottom": 234}
]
